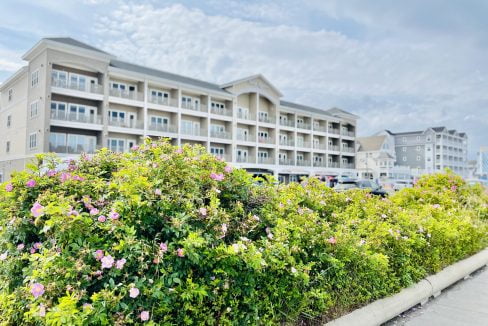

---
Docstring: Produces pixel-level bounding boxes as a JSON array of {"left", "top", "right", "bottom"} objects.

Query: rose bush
[{"left": 0, "top": 139, "right": 487, "bottom": 325}]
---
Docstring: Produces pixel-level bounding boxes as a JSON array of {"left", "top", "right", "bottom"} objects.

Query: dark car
[{"left": 334, "top": 180, "right": 388, "bottom": 197}]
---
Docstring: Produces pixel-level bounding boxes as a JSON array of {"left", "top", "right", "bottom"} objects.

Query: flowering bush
[{"left": 0, "top": 139, "right": 487, "bottom": 325}]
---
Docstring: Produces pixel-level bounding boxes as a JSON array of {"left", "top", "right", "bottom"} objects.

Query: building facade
[
  {"left": 478, "top": 147, "right": 488, "bottom": 179},
  {"left": 0, "top": 37, "right": 358, "bottom": 183},
  {"left": 376, "top": 127, "right": 468, "bottom": 177}
]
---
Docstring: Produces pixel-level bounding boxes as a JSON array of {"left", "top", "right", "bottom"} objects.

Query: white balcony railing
[
  {"left": 329, "top": 145, "right": 340, "bottom": 151},
  {"left": 341, "top": 147, "right": 355, "bottom": 153},
  {"left": 328, "top": 128, "right": 340, "bottom": 135},
  {"left": 237, "top": 111, "right": 255, "bottom": 120},
  {"left": 328, "top": 162, "right": 340, "bottom": 168},
  {"left": 296, "top": 141, "right": 311, "bottom": 148},
  {"left": 210, "top": 131, "right": 232, "bottom": 139},
  {"left": 51, "top": 78, "right": 103, "bottom": 94},
  {"left": 148, "top": 124, "right": 177, "bottom": 133},
  {"left": 182, "top": 102, "right": 207, "bottom": 112},
  {"left": 313, "top": 125, "right": 327, "bottom": 132},
  {"left": 279, "top": 159, "right": 295, "bottom": 166},
  {"left": 279, "top": 120, "right": 295, "bottom": 128},
  {"left": 109, "top": 89, "right": 144, "bottom": 101},
  {"left": 258, "top": 115, "right": 276, "bottom": 124},
  {"left": 181, "top": 129, "right": 207, "bottom": 137},
  {"left": 296, "top": 160, "right": 311, "bottom": 166},
  {"left": 236, "top": 134, "right": 255, "bottom": 142},
  {"left": 342, "top": 163, "right": 355, "bottom": 169},
  {"left": 148, "top": 96, "right": 179, "bottom": 108},
  {"left": 258, "top": 157, "right": 274, "bottom": 164},
  {"left": 50, "top": 111, "right": 102, "bottom": 124},
  {"left": 279, "top": 139, "right": 295, "bottom": 147},
  {"left": 211, "top": 107, "right": 232, "bottom": 117},
  {"left": 313, "top": 161, "right": 327, "bottom": 167},
  {"left": 108, "top": 119, "right": 144, "bottom": 129},
  {"left": 341, "top": 130, "right": 355, "bottom": 137},
  {"left": 297, "top": 122, "right": 311, "bottom": 130},
  {"left": 313, "top": 143, "right": 327, "bottom": 150},
  {"left": 49, "top": 143, "right": 99, "bottom": 155},
  {"left": 236, "top": 156, "right": 249, "bottom": 163},
  {"left": 258, "top": 137, "right": 275, "bottom": 144}
]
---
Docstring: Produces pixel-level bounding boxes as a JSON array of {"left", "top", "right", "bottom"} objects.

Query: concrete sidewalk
[{"left": 386, "top": 266, "right": 488, "bottom": 326}]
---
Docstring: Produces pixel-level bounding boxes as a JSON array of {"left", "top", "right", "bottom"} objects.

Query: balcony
[
  {"left": 109, "top": 89, "right": 143, "bottom": 101},
  {"left": 211, "top": 107, "right": 232, "bottom": 117},
  {"left": 258, "top": 157, "right": 274, "bottom": 164},
  {"left": 258, "top": 115, "right": 276, "bottom": 124},
  {"left": 313, "top": 125, "right": 327, "bottom": 132},
  {"left": 237, "top": 111, "right": 255, "bottom": 120},
  {"left": 236, "top": 156, "right": 250, "bottom": 163},
  {"left": 49, "top": 143, "right": 98, "bottom": 155},
  {"left": 297, "top": 122, "right": 311, "bottom": 130},
  {"left": 342, "top": 130, "right": 355, "bottom": 137},
  {"left": 182, "top": 102, "right": 207, "bottom": 113},
  {"left": 108, "top": 119, "right": 144, "bottom": 129},
  {"left": 210, "top": 131, "right": 232, "bottom": 139},
  {"left": 313, "top": 161, "right": 327, "bottom": 167},
  {"left": 51, "top": 77, "right": 103, "bottom": 94},
  {"left": 279, "top": 159, "right": 295, "bottom": 166},
  {"left": 297, "top": 160, "right": 311, "bottom": 167},
  {"left": 313, "top": 143, "right": 327, "bottom": 150},
  {"left": 148, "top": 124, "right": 177, "bottom": 133},
  {"left": 148, "top": 96, "right": 178, "bottom": 107},
  {"left": 342, "top": 147, "right": 355, "bottom": 153},
  {"left": 258, "top": 137, "right": 275, "bottom": 144},
  {"left": 212, "top": 154, "right": 232, "bottom": 162},
  {"left": 236, "top": 134, "right": 255, "bottom": 142},
  {"left": 50, "top": 111, "right": 101, "bottom": 124},
  {"left": 328, "top": 162, "right": 340, "bottom": 168},
  {"left": 296, "top": 141, "right": 311, "bottom": 149},
  {"left": 329, "top": 145, "right": 340, "bottom": 151},
  {"left": 279, "top": 120, "right": 295, "bottom": 128},
  {"left": 279, "top": 139, "right": 295, "bottom": 147},
  {"left": 328, "top": 128, "right": 340, "bottom": 135},
  {"left": 181, "top": 128, "right": 207, "bottom": 137},
  {"left": 342, "top": 163, "right": 355, "bottom": 169}
]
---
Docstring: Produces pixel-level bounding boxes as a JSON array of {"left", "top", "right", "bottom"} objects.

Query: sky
[{"left": 0, "top": 0, "right": 487, "bottom": 158}]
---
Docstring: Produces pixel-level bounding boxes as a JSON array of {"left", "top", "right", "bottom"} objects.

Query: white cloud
[
  {"left": 0, "top": 49, "right": 23, "bottom": 72},
  {"left": 91, "top": 2, "right": 488, "bottom": 156}
]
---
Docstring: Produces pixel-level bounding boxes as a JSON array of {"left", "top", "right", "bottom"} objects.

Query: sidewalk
[{"left": 386, "top": 266, "right": 488, "bottom": 325}]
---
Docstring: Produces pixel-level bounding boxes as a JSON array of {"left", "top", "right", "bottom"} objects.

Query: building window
[
  {"left": 29, "top": 133, "right": 37, "bottom": 150},
  {"left": 426, "top": 136, "right": 431, "bottom": 142},
  {"left": 7, "top": 115, "right": 11, "bottom": 127},
  {"left": 107, "top": 138, "right": 126, "bottom": 153},
  {"left": 417, "top": 156, "right": 421, "bottom": 161},
  {"left": 402, "top": 137, "right": 407, "bottom": 143},
  {"left": 31, "top": 70, "right": 39, "bottom": 88},
  {"left": 6, "top": 141, "right": 10, "bottom": 153},
  {"left": 402, "top": 147, "right": 407, "bottom": 152},
  {"left": 416, "top": 136, "right": 420, "bottom": 141},
  {"left": 8, "top": 89, "right": 13, "bottom": 101},
  {"left": 30, "top": 101, "right": 39, "bottom": 118},
  {"left": 402, "top": 156, "right": 407, "bottom": 162}
]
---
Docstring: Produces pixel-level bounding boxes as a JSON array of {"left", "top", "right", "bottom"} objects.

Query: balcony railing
[
  {"left": 181, "top": 129, "right": 207, "bottom": 137},
  {"left": 313, "top": 143, "right": 327, "bottom": 150},
  {"left": 279, "top": 120, "right": 295, "bottom": 128},
  {"left": 342, "top": 147, "right": 355, "bottom": 153},
  {"left": 297, "top": 122, "right": 311, "bottom": 130},
  {"left": 210, "top": 131, "right": 232, "bottom": 139},
  {"left": 328, "top": 128, "right": 340, "bottom": 135},
  {"left": 258, "top": 157, "right": 274, "bottom": 164},
  {"left": 313, "top": 161, "right": 327, "bottom": 167},
  {"left": 109, "top": 89, "right": 144, "bottom": 101},
  {"left": 341, "top": 130, "right": 355, "bottom": 137},
  {"left": 50, "top": 111, "right": 102, "bottom": 124},
  {"left": 237, "top": 112, "right": 255, "bottom": 120},
  {"left": 182, "top": 102, "right": 207, "bottom": 112},
  {"left": 279, "top": 139, "right": 295, "bottom": 147},
  {"left": 258, "top": 115, "right": 276, "bottom": 124},
  {"left": 342, "top": 163, "right": 355, "bottom": 169},
  {"left": 108, "top": 119, "right": 144, "bottom": 129},
  {"left": 313, "top": 125, "right": 327, "bottom": 132},
  {"left": 279, "top": 159, "right": 295, "bottom": 166},
  {"left": 296, "top": 141, "right": 311, "bottom": 148},
  {"left": 258, "top": 137, "right": 275, "bottom": 144},
  {"left": 329, "top": 145, "right": 340, "bottom": 151},
  {"left": 236, "top": 156, "right": 250, "bottom": 163},
  {"left": 51, "top": 78, "right": 103, "bottom": 94},
  {"left": 328, "top": 162, "right": 340, "bottom": 168},
  {"left": 49, "top": 144, "right": 98, "bottom": 155},
  {"left": 148, "top": 124, "right": 177, "bottom": 133},
  {"left": 211, "top": 107, "right": 232, "bottom": 117},
  {"left": 236, "top": 134, "right": 255, "bottom": 142},
  {"left": 296, "top": 160, "right": 311, "bottom": 167},
  {"left": 212, "top": 154, "right": 232, "bottom": 162},
  {"left": 148, "top": 96, "right": 179, "bottom": 107}
]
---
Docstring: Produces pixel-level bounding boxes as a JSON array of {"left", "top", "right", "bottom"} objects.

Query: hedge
[{"left": 0, "top": 139, "right": 487, "bottom": 325}]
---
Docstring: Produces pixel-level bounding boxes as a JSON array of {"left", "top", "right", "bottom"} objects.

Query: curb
[{"left": 325, "top": 248, "right": 488, "bottom": 326}]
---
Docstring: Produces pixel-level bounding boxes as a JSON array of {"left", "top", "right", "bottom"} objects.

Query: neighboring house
[
  {"left": 356, "top": 134, "right": 411, "bottom": 181},
  {"left": 0, "top": 37, "right": 358, "bottom": 183},
  {"left": 375, "top": 127, "right": 468, "bottom": 178}
]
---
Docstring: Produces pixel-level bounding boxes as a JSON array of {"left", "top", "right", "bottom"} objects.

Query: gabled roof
[
  {"left": 325, "top": 107, "right": 360, "bottom": 119},
  {"left": 375, "top": 152, "right": 395, "bottom": 160},
  {"left": 431, "top": 126, "right": 447, "bottom": 132},
  {"left": 220, "top": 74, "right": 283, "bottom": 97},
  {"left": 110, "top": 59, "right": 229, "bottom": 94},
  {"left": 280, "top": 100, "right": 334, "bottom": 117},
  {"left": 44, "top": 37, "right": 111, "bottom": 55},
  {"left": 356, "top": 135, "right": 386, "bottom": 152}
]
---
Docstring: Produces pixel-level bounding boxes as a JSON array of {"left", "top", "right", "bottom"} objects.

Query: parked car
[
  {"left": 393, "top": 180, "right": 413, "bottom": 191},
  {"left": 334, "top": 180, "right": 389, "bottom": 197}
]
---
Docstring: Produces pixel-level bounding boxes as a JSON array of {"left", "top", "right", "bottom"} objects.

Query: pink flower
[
  {"left": 159, "top": 242, "right": 168, "bottom": 253},
  {"left": 210, "top": 173, "right": 224, "bottom": 181},
  {"left": 72, "top": 175, "right": 85, "bottom": 181},
  {"left": 451, "top": 186, "right": 457, "bottom": 191},
  {"left": 33, "top": 242, "right": 42, "bottom": 249},
  {"left": 140, "top": 310, "right": 150, "bottom": 321},
  {"left": 154, "top": 188, "right": 162, "bottom": 196},
  {"left": 60, "top": 172, "right": 71, "bottom": 182},
  {"left": 224, "top": 165, "right": 233, "bottom": 173},
  {"left": 68, "top": 208, "right": 79, "bottom": 216},
  {"left": 89, "top": 208, "right": 99, "bottom": 215},
  {"left": 176, "top": 248, "right": 185, "bottom": 257},
  {"left": 101, "top": 255, "right": 114, "bottom": 269},
  {"left": 129, "top": 287, "right": 140, "bottom": 298},
  {"left": 97, "top": 215, "right": 106, "bottom": 222},
  {"left": 175, "top": 148, "right": 183, "bottom": 154},
  {"left": 30, "top": 283, "right": 45, "bottom": 298},
  {"left": 30, "top": 248, "right": 36, "bottom": 254},
  {"left": 109, "top": 210, "right": 120, "bottom": 220},
  {"left": 115, "top": 258, "right": 126, "bottom": 270},
  {"left": 199, "top": 207, "right": 207, "bottom": 216},
  {"left": 131, "top": 145, "right": 139, "bottom": 151},
  {"left": 5, "top": 183, "right": 13, "bottom": 192},
  {"left": 26, "top": 179, "right": 36, "bottom": 188},
  {"left": 47, "top": 170, "right": 57, "bottom": 177},
  {"left": 94, "top": 250, "right": 104, "bottom": 260},
  {"left": 38, "top": 303, "right": 46, "bottom": 317},
  {"left": 17, "top": 243, "right": 25, "bottom": 251},
  {"left": 432, "top": 204, "right": 441, "bottom": 209},
  {"left": 0, "top": 252, "right": 7, "bottom": 260},
  {"left": 327, "top": 237, "right": 337, "bottom": 244},
  {"left": 31, "top": 202, "right": 45, "bottom": 218}
]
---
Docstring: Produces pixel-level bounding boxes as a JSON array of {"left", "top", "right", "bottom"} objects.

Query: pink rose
[
  {"left": 176, "top": 248, "right": 185, "bottom": 257},
  {"left": 31, "top": 202, "right": 45, "bottom": 218},
  {"left": 89, "top": 208, "right": 99, "bottom": 215},
  {"left": 129, "top": 287, "right": 140, "bottom": 298},
  {"left": 101, "top": 255, "right": 114, "bottom": 269},
  {"left": 224, "top": 165, "right": 233, "bottom": 173},
  {"left": 94, "top": 250, "right": 104, "bottom": 260},
  {"left": 5, "top": 183, "right": 13, "bottom": 192},
  {"left": 109, "top": 210, "right": 120, "bottom": 220},
  {"left": 97, "top": 215, "right": 106, "bottom": 222},
  {"left": 115, "top": 258, "right": 126, "bottom": 270},
  {"left": 159, "top": 242, "right": 168, "bottom": 253},
  {"left": 26, "top": 179, "right": 36, "bottom": 188},
  {"left": 140, "top": 310, "right": 150, "bottom": 321}
]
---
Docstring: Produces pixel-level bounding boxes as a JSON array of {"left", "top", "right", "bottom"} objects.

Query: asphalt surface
[{"left": 384, "top": 266, "right": 488, "bottom": 326}]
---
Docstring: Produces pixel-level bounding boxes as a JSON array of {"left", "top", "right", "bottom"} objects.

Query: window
[
  {"left": 211, "top": 124, "right": 225, "bottom": 134},
  {"left": 258, "top": 151, "right": 268, "bottom": 159},
  {"left": 211, "top": 102, "right": 225, "bottom": 110},
  {"left": 417, "top": 156, "right": 421, "bottom": 161},
  {"left": 150, "top": 90, "right": 169, "bottom": 104},
  {"left": 50, "top": 101, "right": 67, "bottom": 120},
  {"left": 402, "top": 137, "right": 407, "bottom": 143},
  {"left": 416, "top": 136, "right": 420, "bottom": 141},
  {"left": 402, "top": 156, "right": 407, "bottom": 162},
  {"left": 6, "top": 141, "right": 10, "bottom": 153},
  {"left": 402, "top": 147, "right": 407, "bottom": 152},
  {"left": 258, "top": 111, "right": 269, "bottom": 122},
  {"left": 237, "top": 107, "right": 249, "bottom": 119},
  {"left": 31, "top": 70, "right": 39, "bottom": 88},
  {"left": 107, "top": 138, "right": 126, "bottom": 153},
  {"left": 258, "top": 131, "right": 269, "bottom": 139},
  {"left": 296, "top": 154, "right": 304, "bottom": 161},
  {"left": 30, "top": 101, "right": 39, "bottom": 118},
  {"left": 426, "top": 136, "right": 431, "bottom": 142},
  {"left": 8, "top": 89, "right": 13, "bottom": 101},
  {"left": 51, "top": 70, "right": 67, "bottom": 86},
  {"left": 6, "top": 115, "right": 11, "bottom": 127},
  {"left": 210, "top": 147, "right": 225, "bottom": 156},
  {"left": 150, "top": 116, "right": 169, "bottom": 126},
  {"left": 29, "top": 133, "right": 37, "bottom": 149}
]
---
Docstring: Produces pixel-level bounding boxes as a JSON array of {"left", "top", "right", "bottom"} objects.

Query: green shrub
[{"left": 0, "top": 139, "right": 487, "bottom": 325}]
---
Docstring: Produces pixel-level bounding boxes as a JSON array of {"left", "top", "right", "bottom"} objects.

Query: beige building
[{"left": 0, "top": 37, "right": 358, "bottom": 183}]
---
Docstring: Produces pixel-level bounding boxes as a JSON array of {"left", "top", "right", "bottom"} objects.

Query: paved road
[{"left": 385, "top": 266, "right": 488, "bottom": 326}]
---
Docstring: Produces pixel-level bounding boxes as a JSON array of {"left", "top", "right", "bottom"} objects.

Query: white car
[{"left": 393, "top": 180, "right": 413, "bottom": 191}]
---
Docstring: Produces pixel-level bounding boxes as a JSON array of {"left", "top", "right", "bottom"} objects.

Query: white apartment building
[{"left": 0, "top": 37, "right": 358, "bottom": 183}]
